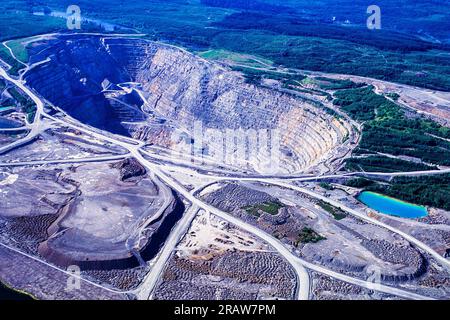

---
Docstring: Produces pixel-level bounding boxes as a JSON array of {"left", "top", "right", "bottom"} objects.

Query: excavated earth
[
  {"left": 24, "top": 34, "right": 351, "bottom": 174},
  {"left": 0, "top": 160, "right": 182, "bottom": 271},
  {"left": 0, "top": 34, "right": 355, "bottom": 297}
]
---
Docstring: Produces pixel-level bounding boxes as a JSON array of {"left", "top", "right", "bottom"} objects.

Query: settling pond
[{"left": 357, "top": 191, "right": 428, "bottom": 219}]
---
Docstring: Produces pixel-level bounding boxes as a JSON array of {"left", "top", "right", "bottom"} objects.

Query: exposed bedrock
[{"left": 25, "top": 35, "right": 351, "bottom": 174}]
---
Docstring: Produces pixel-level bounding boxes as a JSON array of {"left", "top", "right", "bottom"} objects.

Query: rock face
[
  {"left": 111, "top": 157, "right": 147, "bottom": 182},
  {"left": 25, "top": 35, "right": 351, "bottom": 174},
  {"left": 26, "top": 36, "right": 133, "bottom": 136}
]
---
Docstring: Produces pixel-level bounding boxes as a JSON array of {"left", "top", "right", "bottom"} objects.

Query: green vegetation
[
  {"left": 344, "top": 178, "right": 376, "bottom": 188},
  {"left": 333, "top": 86, "right": 390, "bottom": 121},
  {"left": 283, "top": 78, "right": 331, "bottom": 98},
  {"left": 1, "top": 1, "right": 447, "bottom": 91},
  {"left": 359, "top": 120, "right": 450, "bottom": 166},
  {"left": 7, "top": 87, "right": 36, "bottom": 122},
  {"left": 335, "top": 84, "right": 450, "bottom": 208},
  {"left": 198, "top": 49, "right": 273, "bottom": 69},
  {"left": 209, "top": 31, "right": 450, "bottom": 91},
  {"left": 295, "top": 227, "right": 326, "bottom": 245},
  {"left": 0, "top": 4, "right": 65, "bottom": 42},
  {"left": 332, "top": 85, "right": 450, "bottom": 168},
  {"left": 211, "top": 10, "right": 450, "bottom": 91},
  {"left": 7, "top": 87, "right": 27, "bottom": 104},
  {"left": 4, "top": 38, "right": 33, "bottom": 64},
  {"left": 231, "top": 66, "right": 306, "bottom": 85},
  {"left": 345, "top": 156, "right": 438, "bottom": 173},
  {"left": 0, "top": 44, "right": 25, "bottom": 76},
  {"left": 319, "top": 182, "right": 334, "bottom": 190},
  {"left": 386, "top": 92, "right": 400, "bottom": 101},
  {"left": 0, "top": 106, "right": 14, "bottom": 113},
  {"left": 315, "top": 77, "right": 365, "bottom": 91},
  {"left": 284, "top": 85, "right": 329, "bottom": 97},
  {"left": 242, "top": 201, "right": 285, "bottom": 217},
  {"left": 362, "top": 174, "right": 450, "bottom": 211},
  {"left": 317, "top": 200, "right": 347, "bottom": 220}
]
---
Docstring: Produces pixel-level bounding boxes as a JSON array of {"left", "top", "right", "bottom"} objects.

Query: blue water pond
[{"left": 357, "top": 191, "right": 428, "bottom": 219}]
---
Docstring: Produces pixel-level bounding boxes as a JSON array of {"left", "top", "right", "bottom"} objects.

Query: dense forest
[
  {"left": 2, "top": 1, "right": 450, "bottom": 90},
  {"left": 214, "top": 11, "right": 445, "bottom": 52},
  {"left": 330, "top": 85, "right": 450, "bottom": 168},
  {"left": 200, "top": 0, "right": 293, "bottom": 13}
]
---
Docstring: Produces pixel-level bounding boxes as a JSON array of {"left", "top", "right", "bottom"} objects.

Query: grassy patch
[
  {"left": 315, "top": 77, "right": 365, "bottom": 91},
  {"left": 319, "top": 182, "right": 334, "bottom": 190},
  {"left": 283, "top": 80, "right": 331, "bottom": 98},
  {"left": 4, "top": 38, "right": 32, "bottom": 64},
  {"left": 317, "top": 200, "right": 348, "bottom": 220},
  {"left": 295, "top": 227, "right": 326, "bottom": 245},
  {"left": 231, "top": 65, "right": 306, "bottom": 85},
  {"left": 198, "top": 49, "right": 273, "bottom": 68},
  {"left": 0, "top": 106, "right": 14, "bottom": 112},
  {"left": 0, "top": 44, "right": 25, "bottom": 76},
  {"left": 242, "top": 201, "right": 285, "bottom": 217}
]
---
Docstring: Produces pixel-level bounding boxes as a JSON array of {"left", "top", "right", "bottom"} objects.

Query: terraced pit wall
[{"left": 25, "top": 35, "right": 351, "bottom": 173}]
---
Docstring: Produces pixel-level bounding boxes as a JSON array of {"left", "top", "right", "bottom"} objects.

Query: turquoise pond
[{"left": 357, "top": 191, "right": 428, "bottom": 219}]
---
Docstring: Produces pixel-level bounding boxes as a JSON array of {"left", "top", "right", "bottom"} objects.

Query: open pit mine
[
  {"left": 24, "top": 34, "right": 352, "bottom": 175},
  {"left": 0, "top": 33, "right": 448, "bottom": 301}
]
